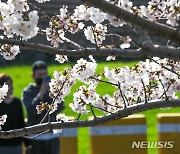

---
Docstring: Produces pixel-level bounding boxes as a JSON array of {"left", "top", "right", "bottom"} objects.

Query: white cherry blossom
[
  {"left": 0, "top": 84, "right": 8, "bottom": 103},
  {"left": 55, "top": 55, "right": 68, "bottom": 64},
  {"left": 49, "top": 69, "right": 75, "bottom": 104},
  {"left": 84, "top": 24, "right": 107, "bottom": 45},
  {"left": 70, "top": 85, "right": 98, "bottom": 114},
  {"left": 72, "top": 58, "right": 97, "bottom": 81},
  {"left": 120, "top": 36, "right": 132, "bottom": 49},
  {"left": 35, "top": 0, "right": 50, "bottom": 3},
  {"left": 0, "top": 44, "right": 20, "bottom": 60},
  {"left": 0, "top": 114, "right": 7, "bottom": 130}
]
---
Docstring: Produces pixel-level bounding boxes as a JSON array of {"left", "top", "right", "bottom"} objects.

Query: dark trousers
[{"left": 27, "top": 138, "right": 60, "bottom": 154}]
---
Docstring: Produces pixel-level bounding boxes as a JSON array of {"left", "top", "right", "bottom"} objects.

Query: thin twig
[
  {"left": 159, "top": 79, "right": 169, "bottom": 101},
  {"left": 27, "top": 1, "right": 50, "bottom": 19},
  {"left": 76, "top": 114, "right": 81, "bottom": 120},
  {"left": 40, "top": 110, "right": 50, "bottom": 124},
  {"left": 159, "top": 82, "right": 172, "bottom": 100},
  {"left": 61, "top": 55, "right": 73, "bottom": 68},
  {"left": 92, "top": 28, "right": 99, "bottom": 49},
  {"left": 122, "top": 26, "right": 141, "bottom": 47},
  {"left": 90, "top": 104, "right": 97, "bottom": 119},
  {"left": 40, "top": 80, "right": 67, "bottom": 124},
  {"left": 27, "top": 130, "right": 50, "bottom": 139},
  {"left": 123, "top": 94, "right": 129, "bottom": 105},
  {"left": 64, "top": 37, "right": 84, "bottom": 49},
  {"left": 118, "top": 81, "right": 127, "bottom": 108},
  {"left": 105, "top": 101, "right": 121, "bottom": 109},
  {"left": 141, "top": 79, "right": 148, "bottom": 103},
  {"left": 93, "top": 106, "right": 114, "bottom": 114},
  {"left": 150, "top": 58, "right": 180, "bottom": 78},
  {"left": 48, "top": 112, "right": 51, "bottom": 123},
  {"left": 90, "top": 76, "right": 118, "bottom": 87}
]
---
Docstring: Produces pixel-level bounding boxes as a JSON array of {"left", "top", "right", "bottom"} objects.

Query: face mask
[{"left": 35, "top": 78, "right": 43, "bottom": 87}]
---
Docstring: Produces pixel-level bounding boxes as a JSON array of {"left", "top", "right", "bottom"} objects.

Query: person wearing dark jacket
[
  {"left": 22, "top": 60, "right": 64, "bottom": 154},
  {"left": 0, "top": 73, "right": 26, "bottom": 154}
]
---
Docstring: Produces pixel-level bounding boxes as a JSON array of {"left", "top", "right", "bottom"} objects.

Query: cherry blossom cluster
[
  {"left": 73, "top": 0, "right": 180, "bottom": 29},
  {"left": 55, "top": 54, "right": 68, "bottom": 64},
  {"left": 46, "top": 5, "right": 84, "bottom": 47},
  {"left": 107, "top": 0, "right": 180, "bottom": 27},
  {"left": 56, "top": 113, "right": 69, "bottom": 122},
  {"left": 104, "top": 57, "right": 180, "bottom": 106},
  {"left": 36, "top": 102, "right": 58, "bottom": 114},
  {"left": 0, "top": 35, "right": 20, "bottom": 60},
  {"left": 0, "top": 1, "right": 178, "bottom": 61},
  {"left": 74, "top": 5, "right": 107, "bottom": 24},
  {"left": 71, "top": 57, "right": 97, "bottom": 82},
  {"left": 94, "top": 94, "right": 123, "bottom": 113},
  {"left": 120, "top": 36, "right": 132, "bottom": 49},
  {"left": 84, "top": 24, "right": 107, "bottom": 46},
  {"left": 36, "top": 56, "right": 98, "bottom": 114},
  {"left": 0, "top": 44, "right": 20, "bottom": 60},
  {"left": 43, "top": 57, "right": 97, "bottom": 114},
  {"left": 59, "top": 57, "right": 180, "bottom": 115},
  {"left": 106, "top": 13, "right": 124, "bottom": 27},
  {"left": 11, "top": 10, "right": 39, "bottom": 41},
  {"left": 45, "top": 0, "right": 179, "bottom": 49},
  {"left": 46, "top": 5, "right": 108, "bottom": 47},
  {"left": 49, "top": 69, "right": 75, "bottom": 104},
  {"left": 69, "top": 85, "right": 98, "bottom": 114},
  {"left": 0, "top": 84, "right": 8, "bottom": 103},
  {"left": 46, "top": 56, "right": 180, "bottom": 115},
  {"left": 74, "top": 5, "right": 108, "bottom": 45},
  {"left": 0, "top": 0, "right": 39, "bottom": 40},
  {"left": 140, "top": 0, "right": 180, "bottom": 27},
  {"left": 0, "top": 0, "right": 39, "bottom": 60}
]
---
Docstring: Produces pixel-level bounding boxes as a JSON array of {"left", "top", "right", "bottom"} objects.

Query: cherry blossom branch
[
  {"left": 39, "top": 110, "right": 50, "bottom": 124},
  {"left": 64, "top": 37, "right": 84, "bottom": 49},
  {"left": 150, "top": 58, "right": 180, "bottom": 78},
  {"left": 142, "top": 44, "right": 180, "bottom": 60},
  {"left": 121, "top": 26, "right": 142, "bottom": 48},
  {"left": 90, "top": 76, "right": 118, "bottom": 87},
  {"left": 82, "top": 0, "right": 180, "bottom": 44},
  {"left": 132, "top": 26, "right": 152, "bottom": 46},
  {"left": 0, "top": 39, "right": 180, "bottom": 60},
  {"left": 27, "top": 1, "right": 50, "bottom": 19},
  {"left": 0, "top": 38, "right": 144, "bottom": 58},
  {"left": 105, "top": 101, "right": 121, "bottom": 109},
  {"left": 28, "top": 130, "right": 50, "bottom": 139},
  {"left": 93, "top": 106, "right": 113, "bottom": 114},
  {"left": 1, "top": 99, "right": 180, "bottom": 138},
  {"left": 132, "top": 27, "right": 178, "bottom": 78},
  {"left": 39, "top": 80, "right": 66, "bottom": 124}
]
